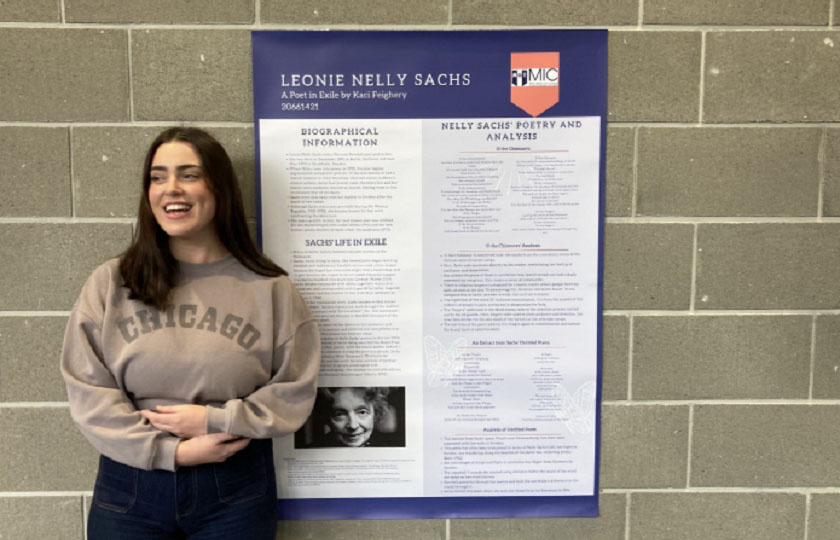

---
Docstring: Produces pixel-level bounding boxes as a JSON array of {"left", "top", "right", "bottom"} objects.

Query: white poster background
[
  {"left": 421, "top": 117, "right": 599, "bottom": 496},
  {"left": 262, "top": 119, "right": 424, "bottom": 498},
  {"left": 261, "top": 116, "right": 599, "bottom": 499}
]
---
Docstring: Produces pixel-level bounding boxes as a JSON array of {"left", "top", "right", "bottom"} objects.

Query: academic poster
[{"left": 253, "top": 30, "right": 607, "bottom": 520}]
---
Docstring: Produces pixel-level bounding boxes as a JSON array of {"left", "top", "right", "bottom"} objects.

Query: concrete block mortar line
[
  {"left": 626, "top": 315, "right": 634, "bottom": 400},
  {"left": 804, "top": 492, "right": 812, "bottom": 540},
  {"left": 0, "top": 492, "right": 92, "bottom": 497},
  {"left": 817, "top": 127, "right": 827, "bottom": 220},
  {"left": 254, "top": 0, "right": 260, "bottom": 26},
  {"left": 603, "top": 398, "right": 840, "bottom": 406},
  {"left": 0, "top": 21, "right": 838, "bottom": 31},
  {"left": 193, "top": 23, "right": 490, "bottom": 30},
  {"left": 624, "top": 492, "right": 631, "bottom": 540},
  {"left": 59, "top": 0, "right": 65, "bottom": 24},
  {"left": 448, "top": 0, "right": 453, "bottom": 26},
  {"left": 0, "top": 121, "right": 255, "bottom": 128},
  {"left": 454, "top": 24, "right": 840, "bottom": 32},
  {"left": 0, "top": 311, "right": 71, "bottom": 317},
  {"left": 606, "top": 217, "right": 840, "bottom": 224},
  {"left": 607, "top": 122, "right": 840, "bottom": 128},
  {"left": 10, "top": 21, "right": 838, "bottom": 31},
  {"left": 0, "top": 22, "right": 263, "bottom": 30},
  {"left": 685, "top": 404, "right": 694, "bottom": 489},
  {"left": 830, "top": 0, "right": 836, "bottom": 29},
  {"left": 604, "top": 309, "right": 840, "bottom": 316},
  {"left": 0, "top": 21, "right": 581, "bottom": 31},
  {"left": 445, "top": 518, "right": 450, "bottom": 540},
  {"left": 698, "top": 31, "right": 706, "bottom": 124},
  {"left": 635, "top": 25, "right": 838, "bottom": 31},
  {"left": 83, "top": 495, "right": 89, "bottom": 540},
  {"left": 0, "top": 217, "right": 136, "bottom": 224},
  {"left": 0, "top": 402, "right": 70, "bottom": 408},
  {"left": 68, "top": 125, "right": 75, "bottom": 217},
  {"left": 689, "top": 224, "right": 698, "bottom": 311},
  {"left": 1, "top": 120, "right": 837, "bottom": 129},
  {"left": 128, "top": 29, "right": 135, "bottom": 122},
  {"left": 602, "top": 487, "right": 840, "bottom": 494},
  {"left": 630, "top": 127, "right": 639, "bottom": 219},
  {"left": 637, "top": 0, "right": 644, "bottom": 28},
  {"left": 809, "top": 315, "right": 817, "bottom": 400}
]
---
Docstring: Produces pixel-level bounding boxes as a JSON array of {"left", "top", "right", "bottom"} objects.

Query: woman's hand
[
  {"left": 140, "top": 404, "right": 207, "bottom": 438},
  {"left": 175, "top": 433, "right": 250, "bottom": 466}
]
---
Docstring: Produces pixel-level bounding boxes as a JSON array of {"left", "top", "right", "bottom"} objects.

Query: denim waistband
[{"left": 89, "top": 438, "right": 277, "bottom": 539}]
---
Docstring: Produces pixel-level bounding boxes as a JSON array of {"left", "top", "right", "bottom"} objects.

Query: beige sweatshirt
[{"left": 60, "top": 256, "right": 320, "bottom": 471}]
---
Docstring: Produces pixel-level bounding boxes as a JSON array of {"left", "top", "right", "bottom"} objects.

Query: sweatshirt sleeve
[
  {"left": 61, "top": 287, "right": 180, "bottom": 471},
  {"left": 205, "top": 282, "right": 321, "bottom": 438}
]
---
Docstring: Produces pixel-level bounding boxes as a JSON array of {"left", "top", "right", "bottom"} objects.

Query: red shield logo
[{"left": 510, "top": 52, "right": 560, "bottom": 117}]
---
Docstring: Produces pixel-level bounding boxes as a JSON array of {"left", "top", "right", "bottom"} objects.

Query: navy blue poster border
[{"left": 253, "top": 29, "right": 607, "bottom": 521}]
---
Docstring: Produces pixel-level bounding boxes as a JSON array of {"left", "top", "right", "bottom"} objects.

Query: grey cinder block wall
[{"left": 2, "top": 1, "right": 839, "bottom": 539}]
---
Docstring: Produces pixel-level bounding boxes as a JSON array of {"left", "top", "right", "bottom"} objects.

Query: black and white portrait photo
[{"left": 294, "top": 387, "right": 406, "bottom": 448}]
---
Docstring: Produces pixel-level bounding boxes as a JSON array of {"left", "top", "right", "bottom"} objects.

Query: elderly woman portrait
[{"left": 295, "top": 387, "right": 405, "bottom": 448}]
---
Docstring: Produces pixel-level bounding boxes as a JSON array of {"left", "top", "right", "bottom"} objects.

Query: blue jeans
[{"left": 88, "top": 438, "right": 277, "bottom": 539}]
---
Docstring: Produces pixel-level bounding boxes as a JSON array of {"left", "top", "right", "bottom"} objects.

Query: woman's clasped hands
[
  {"left": 141, "top": 404, "right": 207, "bottom": 438},
  {"left": 141, "top": 404, "right": 250, "bottom": 466}
]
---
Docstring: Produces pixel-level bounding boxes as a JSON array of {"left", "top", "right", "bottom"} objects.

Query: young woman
[{"left": 61, "top": 127, "right": 320, "bottom": 539}]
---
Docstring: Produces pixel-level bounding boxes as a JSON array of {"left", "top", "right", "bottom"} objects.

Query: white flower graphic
[
  {"left": 553, "top": 381, "right": 596, "bottom": 434},
  {"left": 424, "top": 335, "right": 467, "bottom": 387}
]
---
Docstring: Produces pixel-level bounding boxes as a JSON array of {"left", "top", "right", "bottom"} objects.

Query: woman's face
[
  {"left": 148, "top": 141, "right": 217, "bottom": 245},
  {"left": 329, "top": 388, "right": 374, "bottom": 447}
]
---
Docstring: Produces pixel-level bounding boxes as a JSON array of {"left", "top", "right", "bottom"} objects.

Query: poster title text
[{"left": 280, "top": 73, "right": 471, "bottom": 87}]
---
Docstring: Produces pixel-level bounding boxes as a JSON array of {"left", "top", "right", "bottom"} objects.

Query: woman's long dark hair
[{"left": 119, "top": 127, "right": 285, "bottom": 310}]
